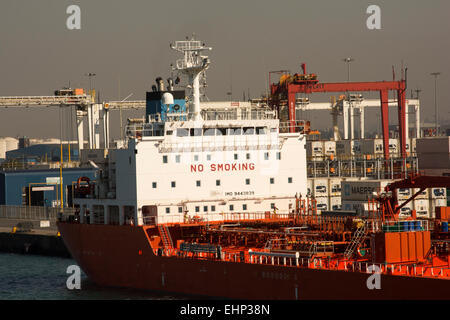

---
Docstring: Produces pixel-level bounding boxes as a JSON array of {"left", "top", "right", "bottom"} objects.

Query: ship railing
[
  {"left": 156, "top": 242, "right": 450, "bottom": 279},
  {"left": 158, "top": 141, "right": 281, "bottom": 153},
  {"left": 244, "top": 252, "right": 450, "bottom": 279},
  {"left": 201, "top": 109, "right": 276, "bottom": 121},
  {"left": 148, "top": 211, "right": 295, "bottom": 226},
  {"left": 279, "top": 121, "right": 310, "bottom": 134},
  {"left": 0, "top": 205, "right": 76, "bottom": 221}
]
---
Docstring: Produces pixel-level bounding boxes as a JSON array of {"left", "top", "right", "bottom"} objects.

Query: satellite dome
[{"left": 162, "top": 92, "right": 174, "bottom": 105}]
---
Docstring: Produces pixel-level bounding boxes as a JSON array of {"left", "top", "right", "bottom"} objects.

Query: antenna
[{"left": 170, "top": 35, "right": 212, "bottom": 121}]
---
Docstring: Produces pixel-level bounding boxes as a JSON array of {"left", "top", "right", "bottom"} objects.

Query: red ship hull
[{"left": 57, "top": 222, "right": 450, "bottom": 300}]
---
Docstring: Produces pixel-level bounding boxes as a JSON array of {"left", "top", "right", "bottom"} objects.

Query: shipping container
[
  {"left": 330, "top": 196, "right": 341, "bottom": 211},
  {"left": 397, "top": 201, "right": 413, "bottom": 218},
  {"left": 429, "top": 187, "right": 446, "bottom": 199},
  {"left": 341, "top": 180, "right": 389, "bottom": 202},
  {"left": 323, "top": 141, "right": 336, "bottom": 157},
  {"left": 414, "top": 188, "right": 428, "bottom": 199},
  {"left": 410, "top": 137, "right": 417, "bottom": 154},
  {"left": 307, "top": 179, "right": 313, "bottom": 197},
  {"left": 316, "top": 197, "right": 328, "bottom": 213},
  {"left": 389, "top": 138, "right": 398, "bottom": 155},
  {"left": 312, "top": 178, "right": 328, "bottom": 197},
  {"left": 417, "top": 137, "right": 450, "bottom": 154},
  {"left": 306, "top": 141, "right": 324, "bottom": 160},
  {"left": 430, "top": 198, "right": 447, "bottom": 218},
  {"left": 396, "top": 188, "right": 412, "bottom": 200},
  {"left": 336, "top": 140, "right": 360, "bottom": 156},
  {"left": 341, "top": 200, "right": 370, "bottom": 216},
  {"left": 414, "top": 199, "right": 430, "bottom": 218},
  {"left": 329, "top": 178, "right": 342, "bottom": 196},
  {"left": 360, "top": 138, "right": 384, "bottom": 155}
]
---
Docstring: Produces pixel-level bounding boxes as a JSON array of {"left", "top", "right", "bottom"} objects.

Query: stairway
[
  {"left": 158, "top": 224, "right": 174, "bottom": 249},
  {"left": 344, "top": 222, "right": 368, "bottom": 259}
]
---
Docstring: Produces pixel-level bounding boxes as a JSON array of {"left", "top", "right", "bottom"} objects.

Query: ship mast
[{"left": 170, "top": 35, "right": 212, "bottom": 121}]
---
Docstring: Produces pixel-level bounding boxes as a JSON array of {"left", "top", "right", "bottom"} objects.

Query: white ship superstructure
[{"left": 73, "top": 37, "right": 308, "bottom": 226}]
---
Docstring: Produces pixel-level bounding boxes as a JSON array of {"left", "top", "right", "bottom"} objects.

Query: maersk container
[
  {"left": 341, "top": 180, "right": 389, "bottom": 202},
  {"left": 341, "top": 200, "right": 370, "bottom": 217}
]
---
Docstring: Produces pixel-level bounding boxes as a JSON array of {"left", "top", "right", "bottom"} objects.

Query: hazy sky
[{"left": 0, "top": 0, "right": 449, "bottom": 139}]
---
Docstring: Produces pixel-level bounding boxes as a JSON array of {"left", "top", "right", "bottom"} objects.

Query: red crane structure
[
  {"left": 270, "top": 64, "right": 407, "bottom": 160},
  {"left": 377, "top": 174, "right": 450, "bottom": 221}
]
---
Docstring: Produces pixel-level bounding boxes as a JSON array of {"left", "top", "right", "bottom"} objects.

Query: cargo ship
[{"left": 57, "top": 37, "right": 450, "bottom": 300}]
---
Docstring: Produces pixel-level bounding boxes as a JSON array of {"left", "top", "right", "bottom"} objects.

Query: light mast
[{"left": 170, "top": 36, "right": 212, "bottom": 121}]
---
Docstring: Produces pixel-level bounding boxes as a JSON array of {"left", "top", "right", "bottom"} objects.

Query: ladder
[
  {"left": 158, "top": 224, "right": 174, "bottom": 249},
  {"left": 344, "top": 222, "right": 368, "bottom": 259}
]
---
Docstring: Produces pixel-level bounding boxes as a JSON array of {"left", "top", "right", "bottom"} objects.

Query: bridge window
[
  {"left": 228, "top": 128, "right": 242, "bottom": 135},
  {"left": 216, "top": 128, "right": 227, "bottom": 136},
  {"left": 216, "top": 180, "right": 221, "bottom": 186},
  {"left": 203, "top": 128, "right": 215, "bottom": 136},
  {"left": 152, "top": 182, "right": 157, "bottom": 188},
  {"left": 276, "top": 152, "right": 281, "bottom": 160},
  {"left": 256, "top": 127, "right": 267, "bottom": 135},
  {"left": 196, "top": 180, "right": 201, "bottom": 187},
  {"left": 165, "top": 207, "right": 170, "bottom": 214},
  {"left": 171, "top": 181, "right": 176, "bottom": 188},
  {"left": 243, "top": 127, "right": 255, "bottom": 135},
  {"left": 245, "top": 178, "right": 250, "bottom": 185},
  {"left": 211, "top": 205, "right": 216, "bottom": 212},
  {"left": 178, "top": 207, "right": 183, "bottom": 213},
  {"left": 270, "top": 178, "right": 275, "bottom": 184},
  {"left": 175, "top": 155, "right": 181, "bottom": 163},
  {"left": 264, "top": 152, "right": 269, "bottom": 160},
  {"left": 163, "top": 155, "right": 168, "bottom": 163},
  {"left": 190, "top": 128, "right": 202, "bottom": 136},
  {"left": 288, "top": 177, "right": 293, "bottom": 183},
  {"left": 195, "top": 206, "right": 200, "bottom": 213},
  {"left": 176, "top": 128, "right": 189, "bottom": 137},
  {"left": 243, "top": 204, "right": 247, "bottom": 211},
  {"left": 229, "top": 204, "right": 234, "bottom": 211}
]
